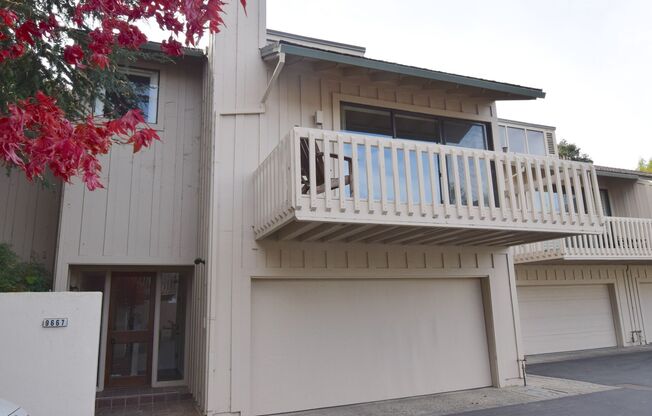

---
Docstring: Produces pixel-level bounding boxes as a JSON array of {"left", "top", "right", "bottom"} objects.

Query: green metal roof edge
[
  {"left": 142, "top": 41, "right": 206, "bottom": 58},
  {"left": 595, "top": 165, "right": 652, "bottom": 180},
  {"left": 263, "top": 42, "right": 545, "bottom": 99}
]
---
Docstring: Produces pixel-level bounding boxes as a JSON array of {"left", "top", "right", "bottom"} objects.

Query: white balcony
[
  {"left": 514, "top": 216, "right": 652, "bottom": 263},
  {"left": 254, "top": 128, "right": 605, "bottom": 246}
]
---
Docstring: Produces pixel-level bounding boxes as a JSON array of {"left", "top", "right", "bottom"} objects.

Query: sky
[{"left": 265, "top": 0, "right": 652, "bottom": 169}]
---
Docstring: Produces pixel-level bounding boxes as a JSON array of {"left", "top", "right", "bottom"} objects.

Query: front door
[{"left": 105, "top": 272, "right": 156, "bottom": 387}]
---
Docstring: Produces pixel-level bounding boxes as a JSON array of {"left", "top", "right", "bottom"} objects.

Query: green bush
[{"left": 0, "top": 243, "right": 51, "bottom": 292}]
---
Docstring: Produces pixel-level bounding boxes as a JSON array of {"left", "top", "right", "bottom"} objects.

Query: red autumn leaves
[
  {"left": 0, "top": 0, "right": 247, "bottom": 190},
  {"left": 0, "top": 92, "right": 160, "bottom": 191},
  {"left": 0, "top": 9, "right": 57, "bottom": 62}
]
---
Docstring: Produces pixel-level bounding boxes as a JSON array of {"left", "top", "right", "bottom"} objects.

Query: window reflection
[
  {"left": 341, "top": 105, "right": 393, "bottom": 137},
  {"left": 395, "top": 114, "right": 439, "bottom": 142},
  {"left": 444, "top": 121, "right": 486, "bottom": 149},
  {"left": 112, "top": 277, "right": 152, "bottom": 331},
  {"left": 341, "top": 103, "right": 492, "bottom": 207},
  {"left": 157, "top": 273, "right": 186, "bottom": 382},
  {"left": 527, "top": 130, "right": 546, "bottom": 155},
  {"left": 507, "top": 127, "right": 527, "bottom": 153}
]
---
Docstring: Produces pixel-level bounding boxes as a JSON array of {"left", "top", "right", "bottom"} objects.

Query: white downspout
[{"left": 218, "top": 52, "right": 286, "bottom": 116}]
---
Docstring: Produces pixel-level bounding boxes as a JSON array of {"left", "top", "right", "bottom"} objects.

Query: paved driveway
[
  {"left": 527, "top": 350, "right": 652, "bottom": 388},
  {"left": 451, "top": 350, "right": 652, "bottom": 416}
]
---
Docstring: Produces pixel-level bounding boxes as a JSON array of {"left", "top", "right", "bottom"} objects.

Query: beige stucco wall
[
  {"left": 0, "top": 172, "right": 61, "bottom": 272},
  {"left": 0, "top": 292, "right": 101, "bottom": 416},
  {"left": 516, "top": 264, "right": 652, "bottom": 348}
]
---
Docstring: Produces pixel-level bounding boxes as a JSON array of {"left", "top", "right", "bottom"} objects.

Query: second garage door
[
  {"left": 518, "top": 285, "right": 618, "bottom": 355},
  {"left": 251, "top": 278, "right": 493, "bottom": 415},
  {"left": 639, "top": 283, "right": 652, "bottom": 343}
]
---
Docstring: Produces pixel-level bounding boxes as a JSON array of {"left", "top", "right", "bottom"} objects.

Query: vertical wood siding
[
  {"left": 0, "top": 173, "right": 61, "bottom": 272},
  {"left": 263, "top": 65, "right": 496, "bottom": 157},
  {"left": 53, "top": 58, "right": 203, "bottom": 284},
  {"left": 598, "top": 176, "right": 652, "bottom": 218},
  {"left": 186, "top": 50, "right": 214, "bottom": 411}
]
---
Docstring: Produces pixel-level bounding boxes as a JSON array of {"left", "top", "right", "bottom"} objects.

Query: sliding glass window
[{"left": 340, "top": 103, "right": 492, "bottom": 207}]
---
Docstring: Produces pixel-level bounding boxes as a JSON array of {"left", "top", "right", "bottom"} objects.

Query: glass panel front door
[
  {"left": 157, "top": 273, "right": 187, "bottom": 381},
  {"left": 106, "top": 272, "right": 156, "bottom": 387}
]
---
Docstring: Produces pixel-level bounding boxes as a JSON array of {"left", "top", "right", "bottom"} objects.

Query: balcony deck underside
[{"left": 265, "top": 217, "right": 577, "bottom": 247}]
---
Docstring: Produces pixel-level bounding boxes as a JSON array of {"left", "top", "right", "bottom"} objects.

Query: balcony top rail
[
  {"left": 254, "top": 128, "right": 605, "bottom": 243},
  {"left": 514, "top": 216, "right": 652, "bottom": 262}
]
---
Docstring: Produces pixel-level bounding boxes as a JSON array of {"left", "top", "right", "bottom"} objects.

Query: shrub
[{"left": 0, "top": 243, "right": 51, "bottom": 292}]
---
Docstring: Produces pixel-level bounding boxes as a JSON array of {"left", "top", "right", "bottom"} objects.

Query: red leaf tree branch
[{"left": 0, "top": 0, "right": 246, "bottom": 189}]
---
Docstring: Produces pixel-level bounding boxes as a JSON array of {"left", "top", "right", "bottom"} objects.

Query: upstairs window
[
  {"left": 341, "top": 103, "right": 489, "bottom": 150},
  {"left": 341, "top": 103, "right": 492, "bottom": 207},
  {"left": 600, "top": 189, "right": 613, "bottom": 216},
  {"left": 95, "top": 68, "right": 159, "bottom": 124},
  {"left": 498, "top": 125, "right": 547, "bottom": 156}
]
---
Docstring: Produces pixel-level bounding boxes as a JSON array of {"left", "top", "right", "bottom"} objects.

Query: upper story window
[
  {"left": 341, "top": 103, "right": 489, "bottom": 151},
  {"left": 497, "top": 125, "right": 547, "bottom": 156},
  {"left": 600, "top": 189, "right": 613, "bottom": 216},
  {"left": 94, "top": 68, "right": 159, "bottom": 124}
]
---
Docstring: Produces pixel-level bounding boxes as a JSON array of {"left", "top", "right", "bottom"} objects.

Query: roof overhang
[
  {"left": 595, "top": 165, "right": 652, "bottom": 181},
  {"left": 261, "top": 41, "right": 545, "bottom": 101},
  {"left": 141, "top": 41, "right": 206, "bottom": 59}
]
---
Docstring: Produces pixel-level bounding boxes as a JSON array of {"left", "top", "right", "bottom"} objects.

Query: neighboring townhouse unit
[
  {"left": 0, "top": 2, "right": 615, "bottom": 415},
  {"left": 2, "top": 44, "right": 207, "bottom": 397},
  {"left": 514, "top": 166, "right": 652, "bottom": 356}
]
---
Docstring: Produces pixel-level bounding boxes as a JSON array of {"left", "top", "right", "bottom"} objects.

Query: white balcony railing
[
  {"left": 514, "top": 216, "right": 652, "bottom": 262},
  {"left": 254, "top": 128, "right": 605, "bottom": 245}
]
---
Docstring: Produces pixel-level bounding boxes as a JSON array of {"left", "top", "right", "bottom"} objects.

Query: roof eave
[{"left": 262, "top": 42, "right": 545, "bottom": 100}]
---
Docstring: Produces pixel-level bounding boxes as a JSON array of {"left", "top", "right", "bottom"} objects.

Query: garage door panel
[
  {"left": 518, "top": 285, "right": 617, "bottom": 355},
  {"left": 251, "top": 279, "right": 492, "bottom": 415},
  {"left": 639, "top": 283, "right": 652, "bottom": 343}
]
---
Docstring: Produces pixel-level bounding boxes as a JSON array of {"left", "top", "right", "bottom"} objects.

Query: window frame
[
  {"left": 498, "top": 124, "right": 550, "bottom": 156},
  {"left": 599, "top": 189, "right": 613, "bottom": 217},
  {"left": 341, "top": 102, "right": 493, "bottom": 151},
  {"left": 94, "top": 66, "right": 161, "bottom": 125}
]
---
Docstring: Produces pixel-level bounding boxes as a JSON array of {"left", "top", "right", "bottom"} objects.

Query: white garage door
[
  {"left": 251, "top": 279, "right": 493, "bottom": 415},
  {"left": 639, "top": 283, "right": 652, "bottom": 343},
  {"left": 518, "top": 285, "right": 617, "bottom": 355}
]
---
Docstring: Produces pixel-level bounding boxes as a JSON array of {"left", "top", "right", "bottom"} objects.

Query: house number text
[{"left": 42, "top": 318, "right": 68, "bottom": 328}]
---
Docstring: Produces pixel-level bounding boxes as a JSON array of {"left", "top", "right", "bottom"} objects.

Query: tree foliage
[
  {"left": 557, "top": 139, "right": 593, "bottom": 163},
  {"left": 0, "top": 243, "right": 51, "bottom": 292},
  {"left": 637, "top": 158, "right": 652, "bottom": 173},
  {"left": 0, "top": 0, "right": 245, "bottom": 189}
]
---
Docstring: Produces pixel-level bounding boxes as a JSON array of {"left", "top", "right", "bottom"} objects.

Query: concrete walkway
[{"left": 279, "top": 375, "right": 613, "bottom": 416}]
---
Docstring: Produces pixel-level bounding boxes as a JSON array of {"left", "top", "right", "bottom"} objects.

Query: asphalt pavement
[{"left": 451, "top": 349, "right": 652, "bottom": 416}]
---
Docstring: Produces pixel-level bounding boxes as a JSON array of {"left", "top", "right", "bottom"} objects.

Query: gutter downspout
[
  {"left": 218, "top": 52, "right": 286, "bottom": 116},
  {"left": 261, "top": 52, "right": 285, "bottom": 104}
]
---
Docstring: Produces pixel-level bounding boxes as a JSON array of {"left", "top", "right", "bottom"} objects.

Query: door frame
[
  {"left": 104, "top": 271, "right": 157, "bottom": 388},
  {"left": 70, "top": 267, "right": 192, "bottom": 391}
]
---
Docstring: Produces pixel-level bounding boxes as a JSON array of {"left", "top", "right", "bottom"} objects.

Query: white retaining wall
[{"left": 0, "top": 292, "right": 102, "bottom": 416}]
